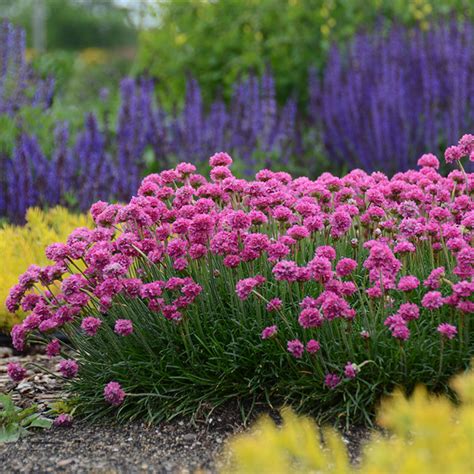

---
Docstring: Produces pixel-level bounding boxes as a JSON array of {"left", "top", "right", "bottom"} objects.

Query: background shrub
[
  {"left": 137, "top": 0, "right": 474, "bottom": 105},
  {"left": 1, "top": 18, "right": 474, "bottom": 223}
]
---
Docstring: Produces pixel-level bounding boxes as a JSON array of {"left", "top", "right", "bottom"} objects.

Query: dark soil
[{"left": 0, "top": 351, "right": 372, "bottom": 473}]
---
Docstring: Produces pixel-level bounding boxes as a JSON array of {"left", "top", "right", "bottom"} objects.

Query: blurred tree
[{"left": 0, "top": 0, "right": 137, "bottom": 50}]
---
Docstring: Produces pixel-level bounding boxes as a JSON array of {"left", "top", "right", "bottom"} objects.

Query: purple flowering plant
[
  {"left": 2, "top": 20, "right": 474, "bottom": 224},
  {"left": 6, "top": 139, "right": 474, "bottom": 425}
]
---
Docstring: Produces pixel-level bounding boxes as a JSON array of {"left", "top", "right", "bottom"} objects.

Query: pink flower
[
  {"left": 320, "top": 292, "right": 351, "bottom": 320},
  {"left": 272, "top": 260, "right": 299, "bottom": 282},
  {"left": 344, "top": 362, "right": 358, "bottom": 379},
  {"left": 81, "top": 317, "right": 102, "bottom": 336},
  {"left": 287, "top": 225, "right": 310, "bottom": 240},
  {"left": 223, "top": 255, "right": 241, "bottom": 268},
  {"left": 458, "top": 134, "right": 474, "bottom": 155},
  {"left": 210, "top": 166, "right": 232, "bottom": 181},
  {"left": 397, "top": 276, "right": 420, "bottom": 292},
  {"left": 7, "top": 362, "right": 27, "bottom": 382},
  {"left": 306, "top": 339, "right": 320, "bottom": 354},
  {"left": 298, "top": 308, "right": 324, "bottom": 328},
  {"left": 421, "top": 291, "right": 444, "bottom": 310},
  {"left": 226, "top": 210, "right": 251, "bottom": 231},
  {"left": 315, "top": 246, "right": 337, "bottom": 261},
  {"left": 261, "top": 325, "right": 277, "bottom": 339},
  {"left": 445, "top": 145, "right": 463, "bottom": 164},
  {"left": 58, "top": 360, "right": 79, "bottom": 379},
  {"left": 209, "top": 152, "right": 232, "bottom": 167},
  {"left": 114, "top": 319, "right": 134, "bottom": 336},
  {"left": 308, "top": 256, "right": 332, "bottom": 283},
  {"left": 325, "top": 373, "right": 341, "bottom": 389},
  {"left": 336, "top": 258, "right": 357, "bottom": 277},
  {"left": 104, "top": 381, "right": 126, "bottom": 406},
  {"left": 329, "top": 210, "right": 352, "bottom": 238},
  {"left": 54, "top": 414, "right": 73, "bottom": 427},
  {"left": 437, "top": 323, "right": 457, "bottom": 339},
  {"left": 235, "top": 276, "right": 266, "bottom": 300},
  {"left": 424, "top": 267, "right": 445, "bottom": 290},
  {"left": 46, "top": 339, "right": 61, "bottom": 357},
  {"left": 287, "top": 339, "right": 304, "bottom": 358},
  {"left": 417, "top": 153, "right": 439, "bottom": 169},
  {"left": 266, "top": 298, "right": 282, "bottom": 312},
  {"left": 398, "top": 303, "right": 420, "bottom": 321}
]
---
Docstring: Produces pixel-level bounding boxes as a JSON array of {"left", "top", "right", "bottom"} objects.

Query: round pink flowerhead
[
  {"left": 397, "top": 276, "right": 420, "bottom": 292},
  {"left": 46, "top": 339, "right": 61, "bottom": 358},
  {"left": 266, "top": 298, "right": 282, "bottom": 312},
  {"left": 261, "top": 325, "right": 277, "bottom": 340},
  {"left": 209, "top": 152, "right": 232, "bottom": 168},
  {"left": 344, "top": 362, "right": 359, "bottom": 379},
  {"left": 7, "top": 362, "right": 27, "bottom": 382},
  {"left": 54, "top": 414, "right": 73, "bottom": 427},
  {"left": 287, "top": 339, "right": 304, "bottom": 358},
  {"left": 316, "top": 245, "right": 337, "bottom": 261},
  {"left": 417, "top": 153, "right": 439, "bottom": 169},
  {"left": 306, "top": 339, "right": 320, "bottom": 354},
  {"left": 58, "top": 359, "right": 79, "bottom": 379},
  {"left": 336, "top": 258, "right": 357, "bottom": 277},
  {"left": 104, "top": 381, "right": 126, "bottom": 406},
  {"left": 437, "top": 323, "right": 457, "bottom": 340},
  {"left": 421, "top": 291, "right": 444, "bottom": 310},
  {"left": 81, "top": 317, "right": 102, "bottom": 336},
  {"left": 114, "top": 319, "right": 134, "bottom": 336},
  {"left": 325, "top": 373, "right": 341, "bottom": 389},
  {"left": 444, "top": 145, "right": 463, "bottom": 164}
]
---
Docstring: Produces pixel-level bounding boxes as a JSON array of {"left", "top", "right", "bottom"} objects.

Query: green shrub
[{"left": 137, "top": 0, "right": 473, "bottom": 105}]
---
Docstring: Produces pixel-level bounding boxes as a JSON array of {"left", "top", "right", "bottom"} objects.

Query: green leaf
[
  {"left": 0, "top": 424, "right": 21, "bottom": 444},
  {"left": 27, "top": 417, "right": 53, "bottom": 430},
  {"left": 0, "top": 394, "right": 17, "bottom": 422}
]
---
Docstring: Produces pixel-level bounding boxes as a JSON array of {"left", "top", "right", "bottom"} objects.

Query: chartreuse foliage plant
[
  {"left": 6, "top": 135, "right": 474, "bottom": 425},
  {"left": 221, "top": 367, "right": 474, "bottom": 474},
  {"left": 0, "top": 207, "right": 91, "bottom": 332}
]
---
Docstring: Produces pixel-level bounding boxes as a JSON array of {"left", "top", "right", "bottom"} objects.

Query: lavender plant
[
  {"left": 0, "top": 19, "right": 54, "bottom": 115},
  {"left": 1, "top": 19, "right": 474, "bottom": 224},
  {"left": 310, "top": 22, "right": 474, "bottom": 173}
]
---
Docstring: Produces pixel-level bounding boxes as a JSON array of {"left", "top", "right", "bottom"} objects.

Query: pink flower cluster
[{"left": 7, "top": 140, "right": 474, "bottom": 399}]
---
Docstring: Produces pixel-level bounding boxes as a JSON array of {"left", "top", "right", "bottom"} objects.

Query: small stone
[
  {"left": 17, "top": 381, "right": 33, "bottom": 394},
  {"left": 56, "top": 459, "right": 73, "bottom": 467},
  {"left": 0, "top": 347, "right": 13, "bottom": 358},
  {"left": 183, "top": 433, "right": 196, "bottom": 442}
]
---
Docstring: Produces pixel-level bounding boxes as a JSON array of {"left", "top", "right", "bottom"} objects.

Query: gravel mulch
[{"left": 0, "top": 350, "right": 372, "bottom": 473}]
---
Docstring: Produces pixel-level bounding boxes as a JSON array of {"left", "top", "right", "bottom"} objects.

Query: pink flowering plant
[{"left": 6, "top": 138, "right": 474, "bottom": 425}]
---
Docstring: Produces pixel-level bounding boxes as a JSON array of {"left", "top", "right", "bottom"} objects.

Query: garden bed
[{"left": 0, "top": 353, "right": 370, "bottom": 473}]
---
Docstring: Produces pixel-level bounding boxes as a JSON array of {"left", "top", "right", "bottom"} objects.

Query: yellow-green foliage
[
  {"left": 0, "top": 207, "right": 91, "bottom": 332},
  {"left": 222, "top": 368, "right": 474, "bottom": 474}
]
